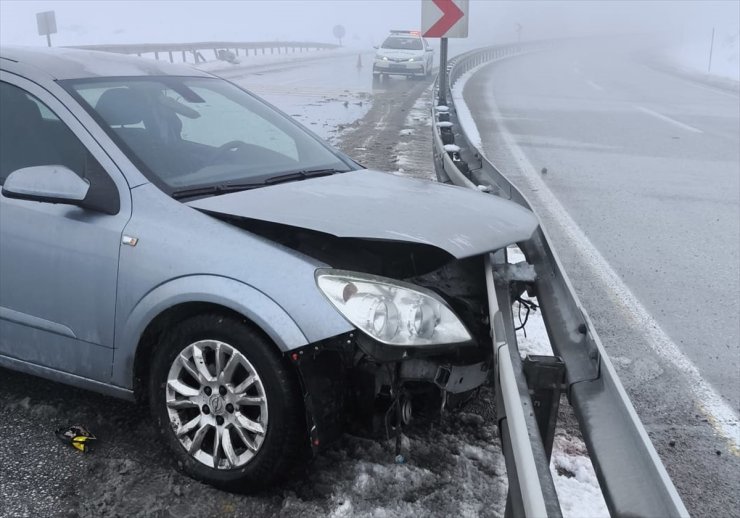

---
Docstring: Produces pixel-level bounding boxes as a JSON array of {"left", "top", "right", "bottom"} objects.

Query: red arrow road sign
[{"left": 423, "top": 0, "right": 465, "bottom": 38}]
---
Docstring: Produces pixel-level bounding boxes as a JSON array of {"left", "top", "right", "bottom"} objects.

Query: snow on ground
[
  {"left": 508, "top": 246, "right": 610, "bottom": 518},
  {"left": 301, "top": 420, "right": 509, "bottom": 518},
  {"left": 550, "top": 435, "right": 611, "bottom": 518},
  {"left": 450, "top": 67, "right": 486, "bottom": 150},
  {"left": 133, "top": 47, "right": 356, "bottom": 71}
]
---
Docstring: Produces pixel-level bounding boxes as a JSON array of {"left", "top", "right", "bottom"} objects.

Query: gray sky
[{"left": 1, "top": 1, "right": 737, "bottom": 53}]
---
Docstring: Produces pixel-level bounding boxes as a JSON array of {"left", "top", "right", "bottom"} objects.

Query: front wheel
[{"left": 149, "top": 313, "right": 304, "bottom": 491}]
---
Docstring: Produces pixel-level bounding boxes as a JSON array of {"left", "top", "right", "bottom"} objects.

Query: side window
[{"left": 0, "top": 81, "right": 89, "bottom": 184}]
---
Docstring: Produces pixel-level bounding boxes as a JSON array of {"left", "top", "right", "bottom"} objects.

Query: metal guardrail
[
  {"left": 432, "top": 44, "right": 690, "bottom": 517},
  {"left": 69, "top": 41, "right": 339, "bottom": 64}
]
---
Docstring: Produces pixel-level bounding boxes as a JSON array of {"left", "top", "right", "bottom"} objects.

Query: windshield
[
  {"left": 64, "top": 76, "right": 353, "bottom": 193},
  {"left": 381, "top": 36, "right": 423, "bottom": 50}
]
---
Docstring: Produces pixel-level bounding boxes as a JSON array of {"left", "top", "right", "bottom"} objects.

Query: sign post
[
  {"left": 333, "top": 25, "right": 346, "bottom": 47},
  {"left": 36, "top": 11, "right": 57, "bottom": 47},
  {"left": 422, "top": 0, "right": 469, "bottom": 106}
]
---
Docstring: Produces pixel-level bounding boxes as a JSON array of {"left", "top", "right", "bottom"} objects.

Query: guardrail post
[
  {"left": 523, "top": 355, "right": 566, "bottom": 460},
  {"left": 168, "top": 51, "right": 173, "bottom": 63}
]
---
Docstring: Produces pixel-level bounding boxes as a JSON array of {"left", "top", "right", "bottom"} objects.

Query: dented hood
[{"left": 187, "top": 170, "right": 538, "bottom": 259}]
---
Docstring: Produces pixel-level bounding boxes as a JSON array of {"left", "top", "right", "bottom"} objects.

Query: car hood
[{"left": 187, "top": 170, "right": 538, "bottom": 259}]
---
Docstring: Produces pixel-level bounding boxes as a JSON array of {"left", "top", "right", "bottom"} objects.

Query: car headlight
[
  {"left": 316, "top": 269, "right": 472, "bottom": 346},
  {"left": 409, "top": 57, "right": 421, "bottom": 62},
  {"left": 382, "top": 56, "right": 389, "bottom": 61}
]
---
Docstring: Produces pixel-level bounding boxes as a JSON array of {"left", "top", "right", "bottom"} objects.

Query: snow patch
[
  {"left": 508, "top": 245, "right": 609, "bottom": 516},
  {"left": 314, "top": 424, "right": 508, "bottom": 518},
  {"left": 193, "top": 48, "right": 354, "bottom": 74},
  {"left": 551, "top": 435, "right": 610, "bottom": 518},
  {"left": 450, "top": 66, "right": 488, "bottom": 150},
  {"left": 508, "top": 246, "right": 553, "bottom": 357}
]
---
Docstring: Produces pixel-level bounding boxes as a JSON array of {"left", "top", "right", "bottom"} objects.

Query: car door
[{"left": 0, "top": 73, "right": 131, "bottom": 382}]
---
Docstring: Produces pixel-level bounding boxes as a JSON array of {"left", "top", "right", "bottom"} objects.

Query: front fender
[{"left": 111, "top": 274, "right": 309, "bottom": 389}]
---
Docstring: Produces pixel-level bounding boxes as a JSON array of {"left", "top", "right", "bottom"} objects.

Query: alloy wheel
[{"left": 165, "top": 339, "right": 269, "bottom": 469}]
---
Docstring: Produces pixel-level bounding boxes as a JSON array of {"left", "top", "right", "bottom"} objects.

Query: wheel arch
[{"left": 112, "top": 275, "right": 309, "bottom": 395}]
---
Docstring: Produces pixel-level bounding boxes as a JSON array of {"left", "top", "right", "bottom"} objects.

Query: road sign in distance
[
  {"left": 36, "top": 11, "right": 57, "bottom": 36},
  {"left": 333, "top": 24, "right": 346, "bottom": 45},
  {"left": 422, "top": 0, "right": 468, "bottom": 38}
]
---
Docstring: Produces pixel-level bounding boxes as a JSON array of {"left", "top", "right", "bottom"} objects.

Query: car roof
[
  {"left": 388, "top": 30, "right": 422, "bottom": 38},
  {"left": 0, "top": 45, "right": 212, "bottom": 80}
]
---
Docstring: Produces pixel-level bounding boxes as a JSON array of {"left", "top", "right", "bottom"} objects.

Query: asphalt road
[{"left": 462, "top": 40, "right": 740, "bottom": 516}]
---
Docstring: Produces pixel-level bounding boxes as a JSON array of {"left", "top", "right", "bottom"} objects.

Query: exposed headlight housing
[{"left": 316, "top": 269, "right": 472, "bottom": 347}]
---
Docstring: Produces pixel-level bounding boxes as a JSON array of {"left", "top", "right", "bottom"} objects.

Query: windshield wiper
[
  {"left": 171, "top": 182, "right": 262, "bottom": 200},
  {"left": 263, "top": 168, "right": 348, "bottom": 185},
  {"left": 171, "top": 168, "right": 349, "bottom": 200}
]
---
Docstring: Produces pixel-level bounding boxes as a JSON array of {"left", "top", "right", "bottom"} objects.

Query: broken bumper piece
[{"left": 400, "top": 358, "right": 489, "bottom": 394}]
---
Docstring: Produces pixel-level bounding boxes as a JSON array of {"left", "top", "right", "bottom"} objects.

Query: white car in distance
[{"left": 373, "top": 30, "right": 434, "bottom": 79}]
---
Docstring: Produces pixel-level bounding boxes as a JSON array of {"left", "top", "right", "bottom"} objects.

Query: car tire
[{"left": 148, "top": 313, "right": 304, "bottom": 492}]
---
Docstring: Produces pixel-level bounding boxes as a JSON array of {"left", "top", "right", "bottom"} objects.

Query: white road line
[
  {"left": 471, "top": 84, "right": 739, "bottom": 452},
  {"left": 587, "top": 80, "right": 604, "bottom": 91},
  {"left": 635, "top": 105, "right": 703, "bottom": 134}
]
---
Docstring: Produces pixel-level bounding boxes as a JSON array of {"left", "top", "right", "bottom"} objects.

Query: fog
[{"left": 1, "top": 0, "right": 737, "bottom": 57}]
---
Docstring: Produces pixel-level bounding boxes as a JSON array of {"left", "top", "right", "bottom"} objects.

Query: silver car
[{"left": 0, "top": 47, "right": 537, "bottom": 490}]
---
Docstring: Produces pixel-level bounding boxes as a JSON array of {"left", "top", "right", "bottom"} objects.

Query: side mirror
[
  {"left": 2, "top": 165, "right": 90, "bottom": 205},
  {"left": 426, "top": 48, "right": 434, "bottom": 52},
  {"left": 373, "top": 45, "right": 379, "bottom": 50}
]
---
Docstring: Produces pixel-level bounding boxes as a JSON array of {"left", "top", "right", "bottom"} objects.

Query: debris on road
[{"left": 55, "top": 425, "right": 96, "bottom": 453}]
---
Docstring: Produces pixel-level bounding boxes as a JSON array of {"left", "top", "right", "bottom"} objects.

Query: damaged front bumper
[{"left": 288, "top": 326, "right": 493, "bottom": 453}]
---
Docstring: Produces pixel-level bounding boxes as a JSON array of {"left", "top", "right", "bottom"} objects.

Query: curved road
[{"left": 463, "top": 41, "right": 739, "bottom": 516}]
